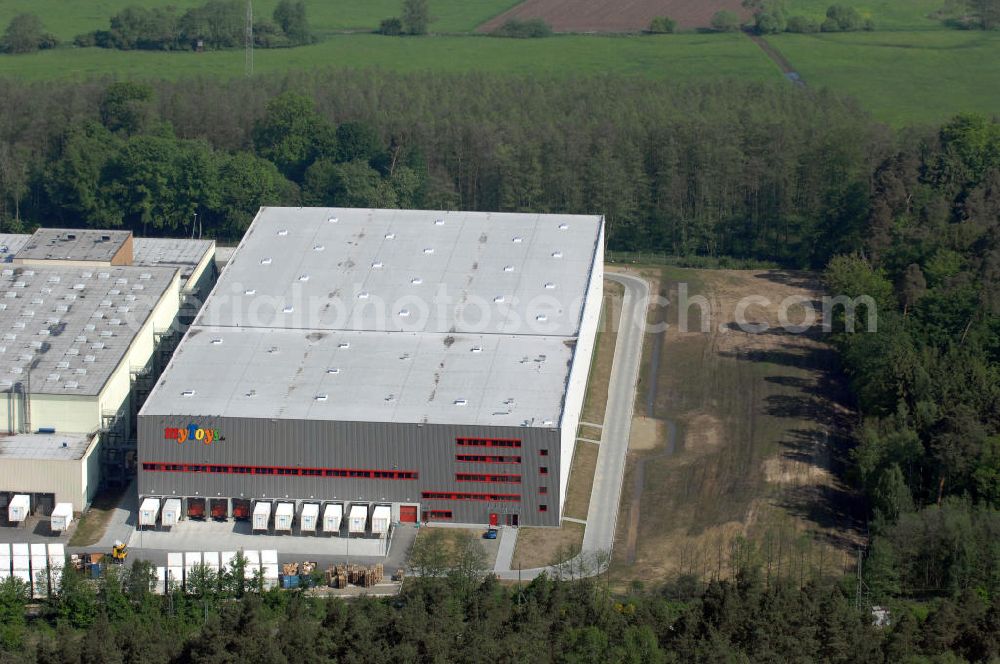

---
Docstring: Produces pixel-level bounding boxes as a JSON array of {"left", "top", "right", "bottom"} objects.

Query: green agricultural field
[
  {"left": 0, "top": 33, "right": 782, "bottom": 82},
  {"left": 771, "top": 30, "right": 1000, "bottom": 125},
  {"left": 783, "top": 0, "right": 945, "bottom": 31},
  {"left": 0, "top": 0, "right": 521, "bottom": 40}
]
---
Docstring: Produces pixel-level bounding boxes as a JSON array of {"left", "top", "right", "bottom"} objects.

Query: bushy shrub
[
  {"left": 824, "top": 5, "right": 864, "bottom": 31},
  {"left": 378, "top": 17, "right": 403, "bottom": 36},
  {"left": 786, "top": 15, "right": 820, "bottom": 33},
  {"left": 648, "top": 16, "right": 677, "bottom": 34},
  {"left": 710, "top": 10, "right": 742, "bottom": 32},
  {"left": 491, "top": 18, "right": 553, "bottom": 38},
  {"left": 755, "top": 10, "right": 786, "bottom": 34}
]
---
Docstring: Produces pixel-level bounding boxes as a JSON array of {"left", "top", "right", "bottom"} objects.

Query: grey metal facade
[{"left": 138, "top": 413, "right": 562, "bottom": 526}]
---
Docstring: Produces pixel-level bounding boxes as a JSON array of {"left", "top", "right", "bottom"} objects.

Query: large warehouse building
[
  {"left": 138, "top": 208, "right": 603, "bottom": 528},
  {"left": 0, "top": 228, "right": 215, "bottom": 513}
]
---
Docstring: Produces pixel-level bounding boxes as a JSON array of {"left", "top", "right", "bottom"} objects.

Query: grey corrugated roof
[
  {"left": 132, "top": 238, "right": 215, "bottom": 282},
  {"left": 16, "top": 229, "right": 131, "bottom": 263},
  {"left": 0, "top": 265, "right": 176, "bottom": 396},
  {"left": 144, "top": 208, "right": 603, "bottom": 427},
  {"left": 0, "top": 431, "right": 94, "bottom": 460},
  {"left": 0, "top": 234, "right": 29, "bottom": 263}
]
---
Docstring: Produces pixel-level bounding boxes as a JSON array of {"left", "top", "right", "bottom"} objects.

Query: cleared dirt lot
[
  {"left": 478, "top": 0, "right": 749, "bottom": 33},
  {"left": 512, "top": 521, "right": 585, "bottom": 569},
  {"left": 611, "top": 267, "right": 863, "bottom": 587}
]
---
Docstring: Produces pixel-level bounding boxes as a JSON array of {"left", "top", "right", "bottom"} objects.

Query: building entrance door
[{"left": 489, "top": 512, "right": 498, "bottom": 527}]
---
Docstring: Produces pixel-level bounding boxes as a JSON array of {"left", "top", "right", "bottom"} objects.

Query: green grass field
[
  {"left": 772, "top": 30, "right": 1000, "bottom": 125},
  {"left": 0, "top": 33, "right": 781, "bottom": 82},
  {"left": 784, "top": 0, "right": 945, "bottom": 31},
  {"left": 0, "top": 0, "right": 521, "bottom": 39}
]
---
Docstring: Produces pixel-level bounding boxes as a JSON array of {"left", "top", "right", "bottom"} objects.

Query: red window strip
[
  {"left": 141, "top": 462, "right": 418, "bottom": 480},
  {"left": 424, "top": 510, "right": 453, "bottom": 520},
  {"left": 539, "top": 505, "right": 548, "bottom": 512},
  {"left": 421, "top": 491, "right": 520, "bottom": 502},
  {"left": 539, "top": 467, "right": 549, "bottom": 475},
  {"left": 456, "top": 437, "right": 522, "bottom": 448},
  {"left": 539, "top": 486, "right": 548, "bottom": 495},
  {"left": 455, "top": 454, "right": 521, "bottom": 464},
  {"left": 455, "top": 473, "right": 521, "bottom": 484}
]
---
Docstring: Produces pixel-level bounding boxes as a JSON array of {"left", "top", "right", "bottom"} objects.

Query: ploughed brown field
[{"left": 478, "top": 0, "right": 749, "bottom": 32}]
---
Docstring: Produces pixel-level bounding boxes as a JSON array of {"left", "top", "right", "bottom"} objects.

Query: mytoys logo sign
[{"left": 165, "top": 424, "right": 224, "bottom": 445}]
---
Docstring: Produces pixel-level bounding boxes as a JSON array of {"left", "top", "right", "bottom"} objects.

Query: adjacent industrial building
[
  {"left": 138, "top": 208, "right": 603, "bottom": 529},
  {"left": 0, "top": 228, "right": 216, "bottom": 514}
]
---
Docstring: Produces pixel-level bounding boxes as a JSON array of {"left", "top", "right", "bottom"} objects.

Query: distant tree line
[
  {"left": 73, "top": 0, "right": 313, "bottom": 51},
  {"left": 0, "top": 70, "right": 887, "bottom": 269},
  {"left": 738, "top": 0, "right": 875, "bottom": 34}
]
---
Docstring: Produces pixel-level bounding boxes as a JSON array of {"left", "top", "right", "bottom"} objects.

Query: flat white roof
[
  {"left": 0, "top": 432, "right": 95, "bottom": 461},
  {"left": 142, "top": 325, "right": 573, "bottom": 427},
  {"left": 144, "top": 208, "right": 603, "bottom": 428},
  {"left": 196, "top": 208, "right": 600, "bottom": 337}
]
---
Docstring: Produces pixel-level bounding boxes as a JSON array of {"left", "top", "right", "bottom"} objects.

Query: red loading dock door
[
  {"left": 489, "top": 513, "right": 498, "bottom": 527},
  {"left": 399, "top": 505, "right": 417, "bottom": 523}
]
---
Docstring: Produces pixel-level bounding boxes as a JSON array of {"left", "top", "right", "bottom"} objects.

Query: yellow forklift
[{"left": 110, "top": 540, "right": 128, "bottom": 564}]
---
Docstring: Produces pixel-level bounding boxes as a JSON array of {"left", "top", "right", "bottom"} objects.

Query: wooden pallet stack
[{"left": 324, "top": 563, "right": 385, "bottom": 588}]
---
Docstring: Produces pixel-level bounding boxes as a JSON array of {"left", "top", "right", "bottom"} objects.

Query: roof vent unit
[
  {"left": 551, "top": 251, "right": 563, "bottom": 259},
  {"left": 435, "top": 219, "right": 445, "bottom": 226},
  {"left": 536, "top": 314, "right": 548, "bottom": 322},
  {"left": 282, "top": 305, "right": 294, "bottom": 313},
  {"left": 326, "top": 368, "right": 340, "bottom": 374},
  {"left": 398, "top": 309, "right": 410, "bottom": 317},
  {"left": 385, "top": 394, "right": 395, "bottom": 402},
  {"left": 260, "top": 258, "right": 272, "bottom": 265},
  {"left": 245, "top": 289, "right": 256, "bottom": 295},
  {"left": 314, "top": 394, "right": 328, "bottom": 402},
  {"left": 512, "top": 236, "right": 523, "bottom": 243},
  {"left": 494, "top": 296, "right": 505, "bottom": 303},
  {"left": 298, "top": 275, "right": 309, "bottom": 282},
  {"left": 411, "top": 277, "right": 423, "bottom": 285},
  {"left": 84, "top": 355, "right": 96, "bottom": 363},
  {"left": 181, "top": 390, "right": 196, "bottom": 397},
  {"left": 211, "top": 338, "right": 223, "bottom": 345},
  {"left": 313, "top": 245, "right": 325, "bottom": 252},
  {"left": 328, "top": 216, "right": 338, "bottom": 223},
  {"left": 65, "top": 381, "right": 79, "bottom": 389},
  {"left": 357, "top": 292, "right": 369, "bottom": 300},
  {"left": 371, "top": 261, "right": 383, "bottom": 269},
  {"left": 338, "top": 342, "right": 350, "bottom": 349},
  {"left": 454, "top": 399, "right": 468, "bottom": 406},
  {"left": 384, "top": 232, "right": 395, "bottom": 240},
  {"left": 140, "top": 273, "right": 151, "bottom": 280},
  {"left": 277, "top": 229, "right": 288, "bottom": 236},
  {"left": 558, "top": 223, "right": 569, "bottom": 230},
  {"left": 545, "top": 282, "right": 556, "bottom": 289},
  {"left": 471, "top": 346, "right": 483, "bottom": 353},
  {"left": 423, "top": 248, "right": 434, "bottom": 254},
  {"left": 503, "top": 265, "right": 514, "bottom": 272}
]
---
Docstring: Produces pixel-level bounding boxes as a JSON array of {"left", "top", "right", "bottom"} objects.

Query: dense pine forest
[{"left": 0, "top": 70, "right": 999, "bottom": 660}]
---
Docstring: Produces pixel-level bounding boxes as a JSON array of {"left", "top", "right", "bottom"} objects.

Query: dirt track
[{"left": 478, "top": 0, "right": 750, "bottom": 33}]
